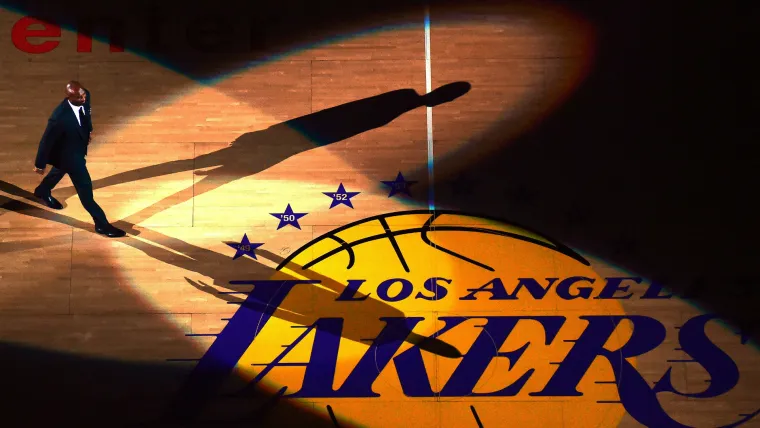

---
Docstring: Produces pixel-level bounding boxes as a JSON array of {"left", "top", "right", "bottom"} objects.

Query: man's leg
[
  {"left": 68, "top": 161, "right": 124, "bottom": 237},
  {"left": 34, "top": 167, "right": 66, "bottom": 196},
  {"left": 34, "top": 167, "right": 66, "bottom": 209}
]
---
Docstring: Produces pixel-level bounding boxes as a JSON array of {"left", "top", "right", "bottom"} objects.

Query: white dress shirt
[{"left": 68, "top": 100, "right": 85, "bottom": 126}]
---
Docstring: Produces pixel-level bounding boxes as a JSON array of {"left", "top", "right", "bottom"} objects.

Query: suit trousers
[{"left": 35, "top": 161, "right": 109, "bottom": 227}]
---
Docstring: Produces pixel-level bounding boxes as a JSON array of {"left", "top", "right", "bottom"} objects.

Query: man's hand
[{"left": 33, "top": 166, "right": 45, "bottom": 175}]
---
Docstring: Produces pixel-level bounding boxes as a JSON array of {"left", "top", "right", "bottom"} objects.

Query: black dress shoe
[
  {"left": 95, "top": 224, "right": 127, "bottom": 238},
  {"left": 34, "top": 192, "right": 63, "bottom": 210}
]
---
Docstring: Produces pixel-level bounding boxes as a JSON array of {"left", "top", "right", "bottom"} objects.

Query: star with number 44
[
  {"left": 381, "top": 171, "right": 417, "bottom": 197},
  {"left": 271, "top": 204, "right": 308, "bottom": 230},
  {"left": 226, "top": 233, "right": 264, "bottom": 260},
  {"left": 324, "top": 183, "right": 360, "bottom": 208}
]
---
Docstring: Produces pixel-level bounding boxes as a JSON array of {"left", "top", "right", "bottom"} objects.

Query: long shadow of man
[
  {"left": 45, "top": 82, "right": 471, "bottom": 220},
  {"left": 1, "top": 84, "right": 471, "bottom": 424}
]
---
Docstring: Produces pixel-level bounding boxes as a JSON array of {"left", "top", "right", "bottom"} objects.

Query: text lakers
[{"left": 189, "top": 277, "right": 753, "bottom": 427}]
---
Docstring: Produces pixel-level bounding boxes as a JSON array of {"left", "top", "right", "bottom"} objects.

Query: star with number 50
[
  {"left": 324, "top": 183, "right": 360, "bottom": 208},
  {"left": 271, "top": 204, "right": 308, "bottom": 230}
]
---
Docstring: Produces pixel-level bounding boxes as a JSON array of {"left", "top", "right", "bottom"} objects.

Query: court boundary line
[{"left": 425, "top": 5, "right": 434, "bottom": 212}]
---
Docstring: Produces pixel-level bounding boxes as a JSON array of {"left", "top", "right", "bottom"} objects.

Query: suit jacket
[{"left": 34, "top": 89, "right": 93, "bottom": 170}]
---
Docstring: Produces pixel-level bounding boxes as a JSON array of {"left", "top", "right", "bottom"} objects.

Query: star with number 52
[{"left": 324, "top": 183, "right": 360, "bottom": 208}]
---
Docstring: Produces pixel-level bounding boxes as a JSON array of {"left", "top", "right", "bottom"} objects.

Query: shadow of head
[{"left": 423, "top": 81, "right": 472, "bottom": 107}]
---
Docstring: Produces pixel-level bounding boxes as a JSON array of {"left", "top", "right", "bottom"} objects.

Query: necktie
[{"left": 78, "top": 107, "right": 85, "bottom": 127}]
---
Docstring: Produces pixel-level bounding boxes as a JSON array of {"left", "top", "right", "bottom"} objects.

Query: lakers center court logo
[{"left": 169, "top": 210, "right": 758, "bottom": 427}]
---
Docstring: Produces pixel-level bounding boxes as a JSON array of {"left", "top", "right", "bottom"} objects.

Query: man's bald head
[{"left": 66, "top": 80, "right": 86, "bottom": 106}]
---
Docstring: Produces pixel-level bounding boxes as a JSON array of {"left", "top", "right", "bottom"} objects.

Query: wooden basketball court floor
[{"left": 0, "top": 3, "right": 757, "bottom": 427}]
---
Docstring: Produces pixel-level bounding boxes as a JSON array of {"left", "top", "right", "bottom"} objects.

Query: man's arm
[
  {"left": 34, "top": 117, "right": 62, "bottom": 170},
  {"left": 85, "top": 88, "right": 93, "bottom": 134}
]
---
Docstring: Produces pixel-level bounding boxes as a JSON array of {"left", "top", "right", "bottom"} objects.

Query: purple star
[
  {"left": 270, "top": 204, "right": 308, "bottom": 230},
  {"left": 226, "top": 233, "right": 264, "bottom": 260},
  {"left": 381, "top": 171, "right": 417, "bottom": 197},
  {"left": 324, "top": 183, "right": 361, "bottom": 208}
]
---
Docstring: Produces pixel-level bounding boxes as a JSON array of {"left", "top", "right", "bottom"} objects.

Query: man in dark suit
[{"left": 33, "top": 80, "right": 125, "bottom": 238}]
